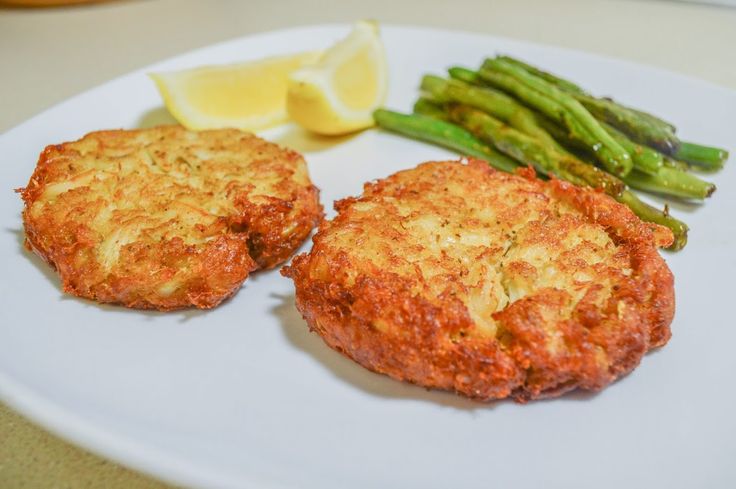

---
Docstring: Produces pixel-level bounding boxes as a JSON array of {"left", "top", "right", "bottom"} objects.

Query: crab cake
[
  {"left": 283, "top": 159, "right": 674, "bottom": 402},
  {"left": 20, "top": 125, "right": 321, "bottom": 310}
]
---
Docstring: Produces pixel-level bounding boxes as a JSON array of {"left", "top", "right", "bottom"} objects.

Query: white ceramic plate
[{"left": 1, "top": 24, "right": 734, "bottom": 489}]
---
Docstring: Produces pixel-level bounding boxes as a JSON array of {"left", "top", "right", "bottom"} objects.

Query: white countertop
[{"left": 1, "top": 0, "right": 734, "bottom": 486}]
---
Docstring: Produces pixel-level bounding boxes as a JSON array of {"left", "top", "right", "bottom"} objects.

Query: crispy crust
[
  {"left": 20, "top": 125, "right": 322, "bottom": 310},
  {"left": 282, "top": 159, "right": 674, "bottom": 402}
]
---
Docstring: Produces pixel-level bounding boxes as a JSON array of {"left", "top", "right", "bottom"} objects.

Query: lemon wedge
[
  {"left": 150, "top": 51, "right": 321, "bottom": 131},
  {"left": 286, "top": 21, "right": 388, "bottom": 135}
]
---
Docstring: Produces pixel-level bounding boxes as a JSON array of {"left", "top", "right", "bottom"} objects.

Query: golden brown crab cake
[
  {"left": 282, "top": 159, "right": 674, "bottom": 402},
  {"left": 20, "top": 125, "right": 321, "bottom": 310}
]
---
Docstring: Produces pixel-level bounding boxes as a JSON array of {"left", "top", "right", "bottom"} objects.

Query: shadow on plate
[
  {"left": 270, "top": 291, "right": 503, "bottom": 411},
  {"left": 136, "top": 107, "right": 178, "bottom": 129},
  {"left": 135, "top": 108, "right": 359, "bottom": 155},
  {"left": 269, "top": 125, "right": 359, "bottom": 153},
  {"left": 642, "top": 193, "right": 703, "bottom": 214},
  {"left": 8, "top": 227, "right": 209, "bottom": 323},
  {"left": 271, "top": 291, "right": 608, "bottom": 407}
]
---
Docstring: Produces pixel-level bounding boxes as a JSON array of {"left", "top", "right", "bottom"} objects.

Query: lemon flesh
[
  {"left": 287, "top": 21, "right": 388, "bottom": 135},
  {"left": 151, "top": 51, "right": 321, "bottom": 131}
]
